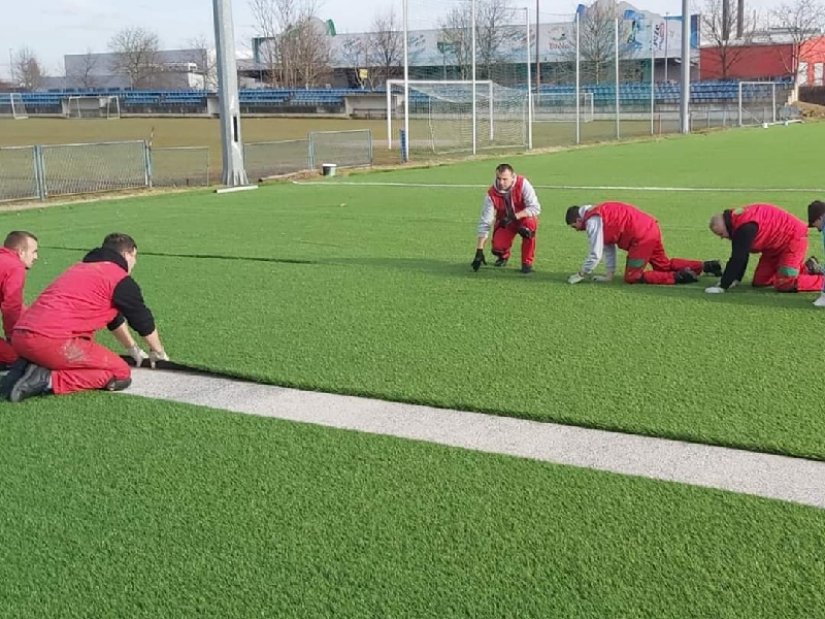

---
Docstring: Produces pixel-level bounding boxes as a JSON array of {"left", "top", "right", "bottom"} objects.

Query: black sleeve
[
  {"left": 721, "top": 222, "right": 757, "bottom": 289},
  {"left": 112, "top": 277, "right": 156, "bottom": 336},
  {"left": 107, "top": 313, "right": 126, "bottom": 332}
]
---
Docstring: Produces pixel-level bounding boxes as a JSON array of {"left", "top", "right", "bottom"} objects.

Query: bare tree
[
  {"left": 186, "top": 35, "right": 218, "bottom": 89},
  {"left": 249, "top": 0, "right": 280, "bottom": 85},
  {"left": 108, "top": 27, "right": 160, "bottom": 88},
  {"left": 249, "top": 0, "right": 331, "bottom": 88},
  {"left": 438, "top": 0, "right": 512, "bottom": 80},
  {"left": 340, "top": 35, "right": 372, "bottom": 88},
  {"left": 701, "top": 0, "right": 758, "bottom": 79},
  {"left": 12, "top": 47, "right": 44, "bottom": 91},
  {"left": 770, "top": 0, "right": 825, "bottom": 79},
  {"left": 370, "top": 9, "right": 403, "bottom": 86},
  {"left": 570, "top": 0, "right": 635, "bottom": 84},
  {"left": 75, "top": 50, "right": 99, "bottom": 89},
  {"left": 439, "top": 5, "right": 473, "bottom": 79}
]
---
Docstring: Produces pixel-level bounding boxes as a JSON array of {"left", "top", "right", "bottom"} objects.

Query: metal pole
[
  {"left": 403, "top": 0, "right": 410, "bottom": 161},
  {"left": 680, "top": 0, "right": 690, "bottom": 133},
  {"left": 575, "top": 11, "right": 581, "bottom": 145},
  {"left": 614, "top": 17, "right": 620, "bottom": 140},
  {"left": 535, "top": 0, "right": 541, "bottom": 91},
  {"left": 664, "top": 13, "right": 669, "bottom": 82},
  {"left": 471, "top": 0, "right": 477, "bottom": 155},
  {"left": 650, "top": 34, "right": 655, "bottom": 135},
  {"left": 212, "top": 0, "right": 249, "bottom": 187},
  {"left": 386, "top": 87, "right": 392, "bottom": 149},
  {"left": 525, "top": 7, "right": 533, "bottom": 149}
]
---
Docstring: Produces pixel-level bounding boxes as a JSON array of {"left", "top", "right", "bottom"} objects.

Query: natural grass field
[
  {"left": 2, "top": 121, "right": 825, "bottom": 617},
  {"left": 0, "top": 115, "right": 664, "bottom": 171}
]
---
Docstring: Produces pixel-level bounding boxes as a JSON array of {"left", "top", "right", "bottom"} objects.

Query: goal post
[
  {"left": 0, "top": 93, "right": 28, "bottom": 119},
  {"left": 737, "top": 81, "right": 781, "bottom": 127},
  {"left": 386, "top": 80, "right": 494, "bottom": 150},
  {"left": 63, "top": 95, "right": 121, "bottom": 119}
]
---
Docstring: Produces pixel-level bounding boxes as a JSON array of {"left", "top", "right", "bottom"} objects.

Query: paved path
[{"left": 123, "top": 368, "right": 825, "bottom": 510}]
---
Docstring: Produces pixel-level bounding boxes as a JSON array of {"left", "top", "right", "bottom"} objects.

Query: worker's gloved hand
[
  {"left": 148, "top": 349, "right": 169, "bottom": 369},
  {"left": 517, "top": 225, "right": 534, "bottom": 239},
  {"left": 471, "top": 249, "right": 486, "bottom": 272},
  {"left": 126, "top": 344, "right": 148, "bottom": 367},
  {"left": 498, "top": 214, "right": 515, "bottom": 228},
  {"left": 568, "top": 272, "right": 585, "bottom": 284},
  {"left": 705, "top": 286, "right": 725, "bottom": 294}
]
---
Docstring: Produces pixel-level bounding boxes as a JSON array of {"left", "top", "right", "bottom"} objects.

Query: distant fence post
[
  {"left": 34, "top": 145, "right": 46, "bottom": 200},
  {"left": 144, "top": 140, "right": 153, "bottom": 188},
  {"left": 399, "top": 129, "right": 408, "bottom": 163}
]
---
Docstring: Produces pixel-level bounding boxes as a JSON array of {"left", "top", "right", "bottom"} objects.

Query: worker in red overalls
[
  {"left": 705, "top": 203, "right": 823, "bottom": 294},
  {"left": 471, "top": 163, "right": 541, "bottom": 274},
  {"left": 1, "top": 233, "right": 169, "bottom": 403},
  {"left": 0, "top": 231, "right": 38, "bottom": 368},
  {"left": 565, "top": 202, "right": 722, "bottom": 285}
]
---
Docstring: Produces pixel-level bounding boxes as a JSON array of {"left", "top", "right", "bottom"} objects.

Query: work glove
[
  {"left": 568, "top": 272, "right": 585, "bottom": 284},
  {"left": 471, "top": 249, "right": 487, "bottom": 272},
  {"left": 126, "top": 344, "right": 148, "bottom": 367},
  {"left": 517, "top": 225, "right": 534, "bottom": 239},
  {"left": 149, "top": 349, "right": 169, "bottom": 369},
  {"left": 498, "top": 213, "right": 515, "bottom": 228},
  {"left": 705, "top": 286, "right": 725, "bottom": 294}
]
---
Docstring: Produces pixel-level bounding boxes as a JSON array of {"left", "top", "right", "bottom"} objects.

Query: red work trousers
[
  {"left": 492, "top": 217, "right": 538, "bottom": 266},
  {"left": 624, "top": 223, "right": 703, "bottom": 285},
  {"left": 12, "top": 331, "right": 131, "bottom": 395},
  {"left": 0, "top": 338, "right": 18, "bottom": 365},
  {"left": 752, "top": 235, "right": 823, "bottom": 292}
]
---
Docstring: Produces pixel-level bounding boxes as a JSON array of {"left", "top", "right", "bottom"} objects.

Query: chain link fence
[
  {"left": 0, "top": 130, "right": 374, "bottom": 202},
  {"left": 150, "top": 147, "right": 210, "bottom": 188},
  {"left": 0, "top": 147, "right": 40, "bottom": 202}
]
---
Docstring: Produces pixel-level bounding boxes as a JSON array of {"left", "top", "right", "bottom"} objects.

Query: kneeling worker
[{"left": 1, "top": 233, "right": 168, "bottom": 402}]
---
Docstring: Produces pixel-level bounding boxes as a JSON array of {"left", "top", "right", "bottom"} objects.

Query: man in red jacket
[
  {"left": 565, "top": 202, "right": 722, "bottom": 285},
  {"left": 705, "top": 203, "right": 824, "bottom": 293},
  {"left": 471, "top": 163, "right": 541, "bottom": 274},
  {"left": 0, "top": 231, "right": 39, "bottom": 368},
  {"left": 1, "top": 233, "right": 169, "bottom": 403}
]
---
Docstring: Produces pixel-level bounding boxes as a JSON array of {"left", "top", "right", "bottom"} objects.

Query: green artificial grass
[
  {"left": 4, "top": 124, "right": 825, "bottom": 459},
  {"left": 1, "top": 395, "right": 824, "bottom": 619}
]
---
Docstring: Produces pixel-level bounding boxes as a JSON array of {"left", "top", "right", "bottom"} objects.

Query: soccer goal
[
  {"left": 0, "top": 93, "right": 28, "bottom": 119},
  {"left": 533, "top": 92, "right": 594, "bottom": 123},
  {"left": 386, "top": 80, "right": 528, "bottom": 155},
  {"left": 63, "top": 95, "right": 121, "bottom": 119},
  {"left": 737, "top": 81, "right": 787, "bottom": 127}
]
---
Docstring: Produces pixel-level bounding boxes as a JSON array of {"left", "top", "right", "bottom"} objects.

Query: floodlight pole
[
  {"left": 471, "top": 0, "right": 477, "bottom": 155},
  {"left": 524, "top": 7, "right": 533, "bottom": 150},
  {"left": 680, "top": 0, "right": 690, "bottom": 133},
  {"left": 402, "top": 0, "right": 410, "bottom": 162},
  {"left": 212, "top": 0, "right": 250, "bottom": 187}
]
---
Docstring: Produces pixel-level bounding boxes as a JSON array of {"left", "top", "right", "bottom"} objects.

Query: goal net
[
  {"left": 0, "top": 93, "right": 28, "bottom": 119},
  {"left": 737, "top": 81, "right": 788, "bottom": 127},
  {"left": 534, "top": 92, "right": 594, "bottom": 123},
  {"left": 388, "top": 80, "right": 527, "bottom": 154},
  {"left": 63, "top": 96, "right": 121, "bottom": 119}
]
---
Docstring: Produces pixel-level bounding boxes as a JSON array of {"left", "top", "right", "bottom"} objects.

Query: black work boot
[
  {"left": 520, "top": 263, "right": 534, "bottom": 274},
  {"left": 702, "top": 260, "right": 723, "bottom": 277},
  {"left": 103, "top": 377, "right": 132, "bottom": 392},
  {"left": 9, "top": 364, "right": 52, "bottom": 403},
  {"left": 494, "top": 257, "right": 509, "bottom": 267},
  {"left": 0, "top": 359, "right": 30, "bottom": 401},
  {"left": 805, "top": 256, "right": 825, "bottom": 275},
  {"left": 674, "top": 268, "right": 699, "bottom": 284}
]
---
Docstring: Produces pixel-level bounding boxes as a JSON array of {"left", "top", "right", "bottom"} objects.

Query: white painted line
[{"left": 122, "top": 369, "right": 825, "bottom": 510}]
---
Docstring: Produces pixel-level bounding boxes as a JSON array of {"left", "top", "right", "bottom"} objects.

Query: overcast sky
[{"left": 1, "top": 0, "right": 787, "bottom": 79}]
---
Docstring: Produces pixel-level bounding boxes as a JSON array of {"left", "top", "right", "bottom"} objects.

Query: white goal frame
[
  {"left": 737, "top": 81, "right": 779, "bottom": 127},
  {"left": 533, "top": 92, "right": 595, "bottom": 123},
  {"left": 386, "top": 79, "right": 495, "bottom": 150},
  {"left": 0, "top": 93, "right": 28, "bottom": 119},
  {"left": 64, "top": 95, "right": 121, "bottom": 120}
]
